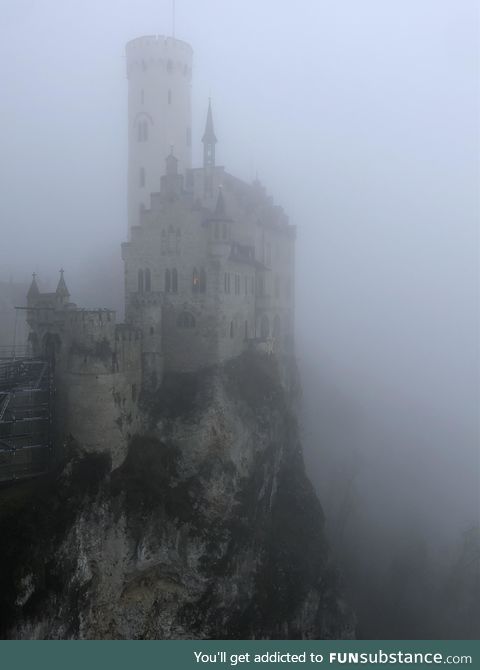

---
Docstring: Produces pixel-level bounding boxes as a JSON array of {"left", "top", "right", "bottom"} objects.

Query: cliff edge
[{"left": 0, "top": 352, "right": 354, "bottom": 639}]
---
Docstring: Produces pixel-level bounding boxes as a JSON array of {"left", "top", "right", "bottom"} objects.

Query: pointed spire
[
  {"left": 202, "top": 98, "right": 217, "bottom": 168},
  {"left": 56, "top": 268, "right": 70, "bottom": 298},
  {"left": 27, "top": 272, "right": 39, "bottom": 299},
  {"left": 202, "top": 98, "right": 217, "bottom": 144}
]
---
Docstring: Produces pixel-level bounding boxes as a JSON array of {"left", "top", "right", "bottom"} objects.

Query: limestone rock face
[{"left": 0, "top": 353, "right": 354, "bottom": 639}]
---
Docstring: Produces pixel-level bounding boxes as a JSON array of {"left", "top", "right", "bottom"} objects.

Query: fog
[{"left": 1, "top": 1, "right": 478, "bottom": 637}]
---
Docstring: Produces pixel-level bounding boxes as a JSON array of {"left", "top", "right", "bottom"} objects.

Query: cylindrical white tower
[{"left": 126, "top": 35, "right": 193, "bottom": 231}]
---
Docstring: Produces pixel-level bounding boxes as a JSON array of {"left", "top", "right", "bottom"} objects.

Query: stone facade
[{"left": 122, "top": 151, "right": 296, "bottom": 374}]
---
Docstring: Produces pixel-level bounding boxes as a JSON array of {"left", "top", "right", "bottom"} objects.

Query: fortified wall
[{"left": 26, "top": 275, "right": 143, "bottom": 467}]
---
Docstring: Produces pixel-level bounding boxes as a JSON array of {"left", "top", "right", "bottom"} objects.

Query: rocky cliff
[{"left": 0, "top": 352, "right": 354, "bottom": 639}]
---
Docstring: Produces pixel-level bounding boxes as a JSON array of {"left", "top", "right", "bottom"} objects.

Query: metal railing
[{"left": 0, "top": 354, "right": 54, "bottom": 484}]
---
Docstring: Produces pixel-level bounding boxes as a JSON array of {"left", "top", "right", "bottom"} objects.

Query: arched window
[
  {"left": 175, "top": 229, "right": 181, "bottom": 255},
  {"left": 143, "top": 120, "right": 149, "bottom": 141},
  {"left": 224, "top": 272, "right": 230, "bottom": 294},
  {"left": 230, "top": 321, "right": 234, "bottom": 339},
  {"left": 165, "top": 268, "right": 171, "bottom": 292},
  {"left": 145, "top": 268, "right": 151, "bottom": 292},
  {"left": 177, "top": 312, "right": 196, "bottom": 328},
  {"left": 199, "top": 268, "right": 206, "bottom": 293},
  {"left": 192, "top": 267, "right": 200, "bottom": 292},
  {"left": 172, "top": 268, "right": 178, "bottom": 293},
  {"left": 260, "top": 314, "right": 270, "bottom": 339},
  {"left": 138, "top": 269, "right": 144, "bottom": 293}
]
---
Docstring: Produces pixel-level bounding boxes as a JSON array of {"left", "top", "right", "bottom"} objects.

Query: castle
[{"left": 25, "top": 36, "right": 296, "bottom": 464}]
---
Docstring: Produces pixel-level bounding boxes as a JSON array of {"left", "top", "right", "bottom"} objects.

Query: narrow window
[
  {"left": 143, "top": 121, "right": 149, "bottom": 141},
  {"left": 244, "top": 320, "right": 248, "bottom": 339},
  {"left": 224, "top": 272, "right": 228, "bottom": 293},
  {"left": 139, "top": 167, "right": 145, "bottom": 187},
  {"left": 138, "top": 269, "right": 144, "bottom": 293},
  {"left": 186, "top": 127, "right": 191, "bottom": 147},
  {"left": 165, "top": 268, "right": 171, "bottom": 292},
  {"left": 214, "top": 222, "right": 220, "bottom": 240},
  {"left": 192, "top": 268, "right": 200, "bottom": 292},
  {"left": 145, "top": 268, "right": 151, "bottom": 292},
  {"left": 172, "top": 268, "right": 178, "bottom": 293},
  {"left": 244, "top": 277, "right": 248, "bottom": 295},
  {"left": 168, "top": 89, "right": 172, "bottom": 104},
  {"left": 132, "top": 384, "right": 137, "bottom": 402},
  {"left": 230, "top": 321, "right": 234, "bottom": 339},
  {"left": 222, "top": 223, "right": 228, "bottom": 240},
  {"left": 274, "top": 275, "right": 280, "bottom": 299},
  {"left": 167, "top": 59, "right": 173, "bottom": 74},
  {"left": 140, "top": 89, "right": 144, "bottom": 104},
  {"left": 150, "top": 326, "right": 154, "bottom": 335}
]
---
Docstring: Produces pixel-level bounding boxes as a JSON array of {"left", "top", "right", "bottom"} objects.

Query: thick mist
[{"left": 1, "top": 0, "right": 478, "bottom": 637}]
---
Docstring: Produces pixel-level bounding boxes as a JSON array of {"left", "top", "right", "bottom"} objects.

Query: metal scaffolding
[{"left": 0, "top": 353, "right": 54, "bottom": 483}]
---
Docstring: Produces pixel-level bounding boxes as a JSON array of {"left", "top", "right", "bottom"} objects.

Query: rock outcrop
[{"left": 0, "top": 352, "right": 354, "bottom": 639}]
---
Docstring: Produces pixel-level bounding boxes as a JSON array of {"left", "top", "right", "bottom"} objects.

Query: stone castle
[{"left": 26, "top": 35, "right": 296, "bottom": 463}]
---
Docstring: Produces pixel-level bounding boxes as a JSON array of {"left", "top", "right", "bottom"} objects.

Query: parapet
[{"left": 125, "top": 35, "right": 193, "bottom": 77}]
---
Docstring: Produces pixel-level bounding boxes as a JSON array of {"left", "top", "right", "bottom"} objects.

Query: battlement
[
  {"left": 125, "top": 35, "right": 193, "bottom": 77},
  {"left": 126, "top": 34, "right": 193, "bottom": 56}
]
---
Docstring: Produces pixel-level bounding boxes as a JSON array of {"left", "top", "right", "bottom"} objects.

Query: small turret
[
  {"left": 56, "top": 268, "right": 70, "bottom": 305},
  {"left": 27, "top": 273, "right": 39, "bottom": 302},
  {"left": 161, "top": 148, "right": 183, "bottom": 196}
]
